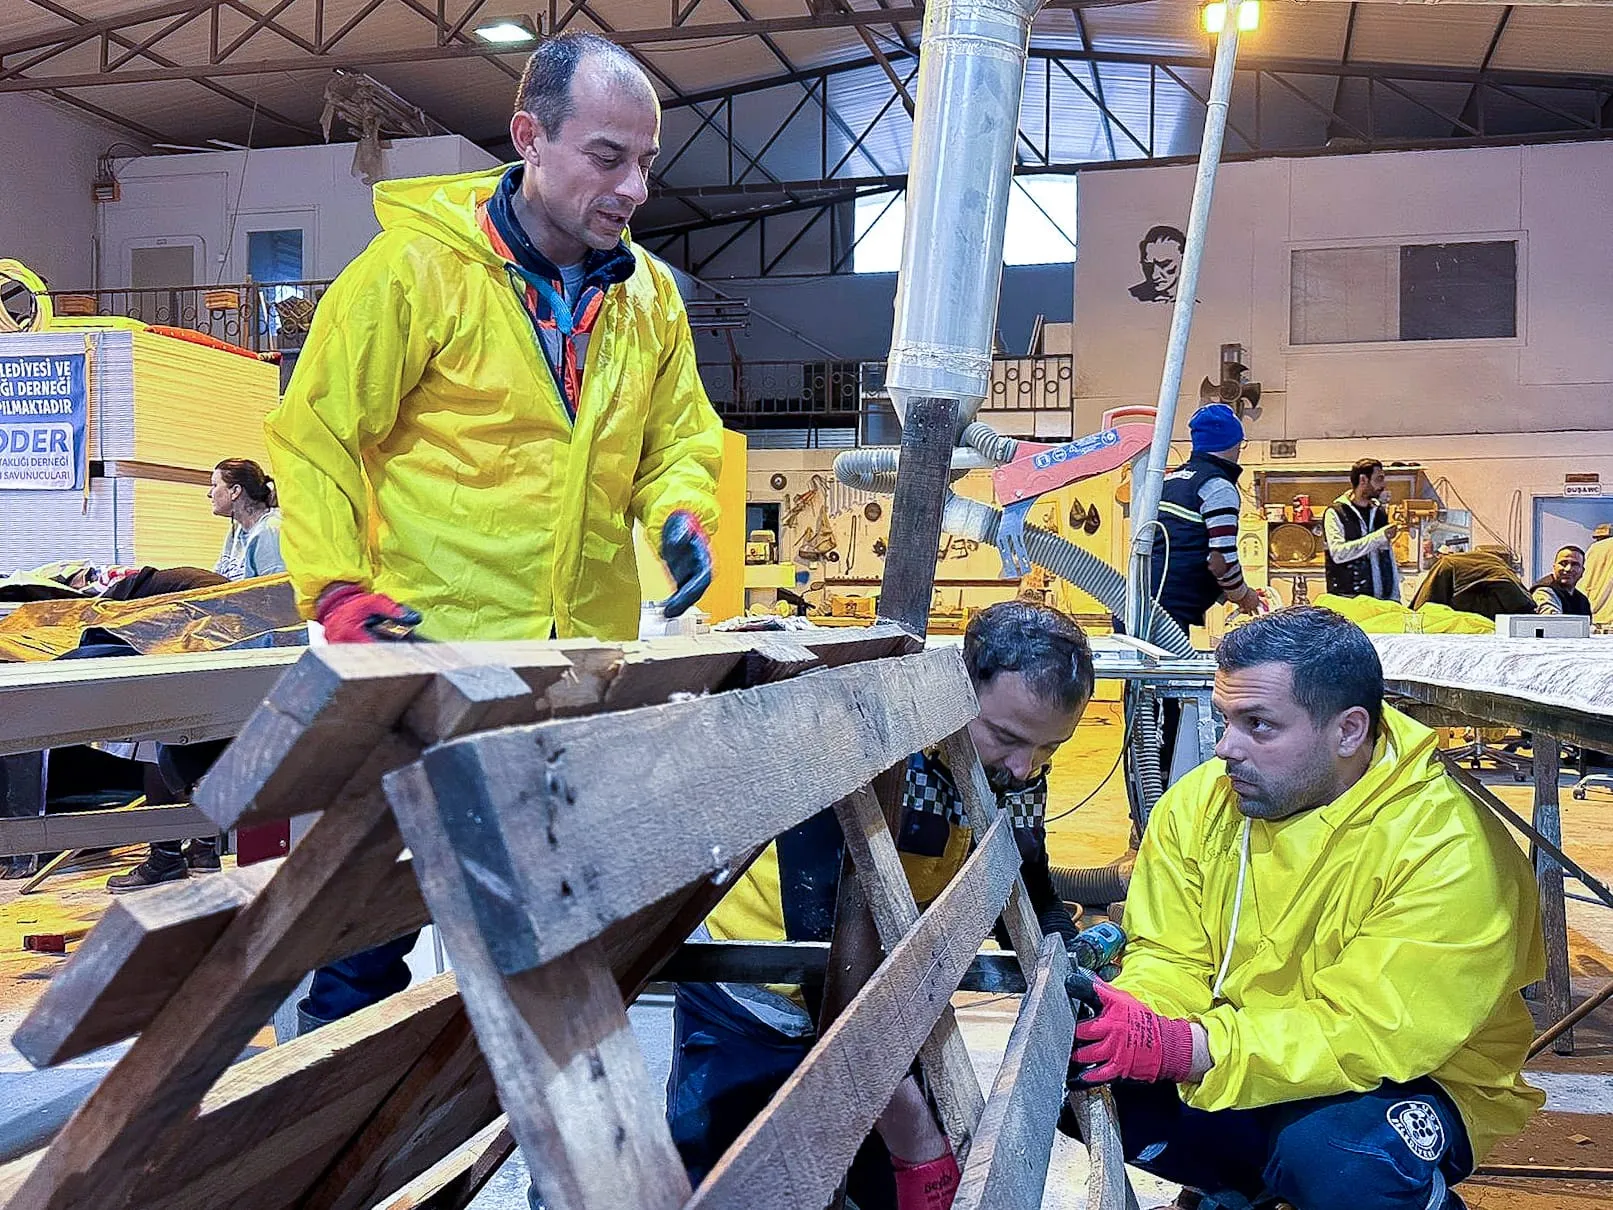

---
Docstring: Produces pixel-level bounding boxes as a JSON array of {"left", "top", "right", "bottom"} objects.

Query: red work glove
[
  {"left": 892, "top": 1148, "right": 960, "bottom": 1210},
  {"left": 1068, "top": 971, "right": 1195, "bottom": 1086},
  {"left": 659, "top": 510, "right": 713, "bottom": 619},
  {"left": 315, "top": 583, "right": 422, "bottom": 643}
]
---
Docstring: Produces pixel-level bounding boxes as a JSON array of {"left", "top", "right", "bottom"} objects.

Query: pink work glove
[
  {"left": 1068, "top": 971, "right": 1195, "bottom": 1086},
  {"left": 892, "top": 1148, "right": 960, "bottom": 1210},
  {"left": 315, "top": 583, "right": 422, "bottom": 643}
]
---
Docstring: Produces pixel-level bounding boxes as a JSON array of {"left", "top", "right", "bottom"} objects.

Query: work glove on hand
[
  {"left": 659, "top": 510, "right": 713, "bottom": 619},
  {"left": 891, "top": 1148, "right": 960, "bottom": 1210},
  {"left": 315, "top": 583, "right": 423, "bottom": 643},
  {"left": 1067, "top": 971, "right": 1194, "bottom": 1086}
]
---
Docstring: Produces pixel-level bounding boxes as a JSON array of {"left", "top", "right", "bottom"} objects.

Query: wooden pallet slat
[
  {"left": 413, "top": 647, "right": 977, "bottom": 975},
  {"left": 7, "top": 666, "right": 538, "bottom": 1210},
  {"left": 687, "top": 817, "right": 1019, "bottom": 1210},
  {"left": 387, "top": 759, "right": 691, "bottom": 1210},
  {"left": 832, "top": 785, "right": 986, "bottom": 1149},
  {"left": 953, "top": 937, "right": 1075, "bottom": 1210}
]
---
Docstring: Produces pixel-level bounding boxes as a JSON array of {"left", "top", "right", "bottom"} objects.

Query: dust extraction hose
[
  {"left": 940, "top": 493, "right": 1193, "bottom": 656},
  {"left": 1051, "top": 854, "right": 1133, "bottom": 908}
]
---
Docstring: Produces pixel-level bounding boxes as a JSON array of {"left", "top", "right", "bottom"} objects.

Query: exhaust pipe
[{"left": 885, "top": 0, "right": 1043, "bottom": 428}]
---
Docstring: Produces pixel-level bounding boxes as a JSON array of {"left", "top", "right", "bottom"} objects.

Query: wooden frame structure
[{"left": 0, "top": 625, "right": 1109, "bottom": 1210}]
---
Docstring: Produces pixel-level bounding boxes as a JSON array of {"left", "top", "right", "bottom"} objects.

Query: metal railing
[{"left": 48, "top": 280, "right": 332, "bottom": 353}]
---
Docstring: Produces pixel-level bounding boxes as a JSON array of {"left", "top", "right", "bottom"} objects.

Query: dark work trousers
[
  {"left": 302, "top": 934, "right": 417, "bottom": 1024},
  {"left": 666, "top": 984, "right": 899, "bottom": 1208},
  {"left": 1099, "top": 1077, "right": 1474, "bottom": 1210}
]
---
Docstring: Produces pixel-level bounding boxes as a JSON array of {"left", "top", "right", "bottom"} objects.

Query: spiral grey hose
[
  {"left": 1050, "top": 855, "right": 1132, "bottom": 907},
  {"left": 831, "top": 446, "right": 901, "bottom": 494},
  {"left": 961, "top": 420, "right": 1018, "bottom": 465}
]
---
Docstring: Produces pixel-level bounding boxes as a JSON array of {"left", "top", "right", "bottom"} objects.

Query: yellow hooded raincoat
[
  {"left": 1115, "top": 705, "right": 1544, "bottom": 1163},
  {"left": 265, "top": 167, "right": 723, "bottom": 642}
]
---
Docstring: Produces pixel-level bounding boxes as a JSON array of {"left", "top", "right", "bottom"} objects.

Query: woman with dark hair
[{"left": 209, "top": 458, "right": 285, "bottom": 580}]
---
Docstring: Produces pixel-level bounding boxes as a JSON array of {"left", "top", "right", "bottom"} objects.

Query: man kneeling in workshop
[
  {"left": 1064, "top": 607, "right": 1544, "bottom": 1210},
  {"left": 667, "top": 600, "right": 1093, "bottom": 1210}
]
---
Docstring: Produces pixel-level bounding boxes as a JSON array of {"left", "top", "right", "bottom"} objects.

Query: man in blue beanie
[{"left": 1149, "top": 403, "right": 1262, "bottom": 634}]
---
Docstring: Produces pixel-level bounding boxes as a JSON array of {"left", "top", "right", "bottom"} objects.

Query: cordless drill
[{"left": 1068, "top": 921, "right": 1126, "bottom": 982}]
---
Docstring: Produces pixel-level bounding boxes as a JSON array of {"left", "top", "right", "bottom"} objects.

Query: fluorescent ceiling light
[
  {"left": 474, "top": 17, "right": 537, "bottom": 44},
  {"left": 1202, "top": 2, "right": 1259, "bottom": 34}
]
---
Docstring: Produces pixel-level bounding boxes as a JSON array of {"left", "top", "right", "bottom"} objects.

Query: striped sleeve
[{"left": 1199, "top": 477, "right": 1245, "bottom": 590}]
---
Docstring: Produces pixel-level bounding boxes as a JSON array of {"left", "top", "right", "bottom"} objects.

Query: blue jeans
[
  {"left": 1105, "top": 1077, "right": 1473, "bottom": 1209},
  {"left": 666, "top": 984, "right": 898, "bottom": 1207},
  {"left": 301, "top": 934, "right": 417, "bottom": 1023}
]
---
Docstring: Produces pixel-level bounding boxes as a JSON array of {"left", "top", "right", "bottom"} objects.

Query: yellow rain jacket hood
[
  {"left": 1115, "top": 705, "right": 1544, "bottom": 1162},
  {"left": 265, "top": 166, "right": 723, "bottom": 641}
]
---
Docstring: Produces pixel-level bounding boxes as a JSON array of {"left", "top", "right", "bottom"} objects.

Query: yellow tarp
[{"left": 1313, "top": 592, "right": 1495, "bottom": 635}]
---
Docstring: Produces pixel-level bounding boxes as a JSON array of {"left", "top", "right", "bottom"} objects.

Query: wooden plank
[
  {"left": 201, "top": 630, "right": 911, "bottom": 831},
  {"left": 877, "top": 396, "right": 959, "bottom": 634},
  {"left": 5, "top": 665, "right": 537, "bottom": 1210},
  {"left": 688, "top": 816, "right": 1018, "bottom": 1210},
  {"left": 386, "top": 761, "right": 691, "bottom": 1210},
  {"left": 196, "top": 642, "right": 575, "bottom": 831},
  {"left": 0, "top": 803, "right": 217, "bottom": 857},
  {"left": 373, "top": 1118, "right": 513, "bottom": 1210},
  {"left": 14, "top": 849, "right": 429, "bottom": 1067},
  {"left": 0, "top": 648, "right": 298, "bottom": 756},
  {"left": 0, "top": 976, "right": 484, "bottom": 1210},
  {"left": 414, "top": 647, "right": 977, "bottom": 974},
  {"left": 939, "top": 728, "right": 1137, "bottom": 1210},
  {"left": 1533, "top": 740, "right": 1573, "bottom": 1054},
  {"left": 938, "top": 731, "right": 1043, "bottom": 968},
  {"left": 13, "top": 861, "right": 277, "bottom": 1067},
  {"left": 832, "top": 786, "right": 986, "bottom": 1149},
  {"left": 303, "top": 1004, "right": 501, "bottom": 1210},
  {"left": 954, "top": 937, "right": 1075, "bottom": 1210}
]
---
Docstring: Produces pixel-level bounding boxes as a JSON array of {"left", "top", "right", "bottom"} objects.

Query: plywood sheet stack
[{"left": 0, "top": 329, "right": 277, "bottom": 573}]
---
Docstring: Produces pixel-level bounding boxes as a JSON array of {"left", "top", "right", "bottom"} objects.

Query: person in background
[
  {"left": 1581, "top": 525, "right": 1613, "bottom": 625},
  {"left": 210, "top": 459, "right": 285, "bottom": 580},
  {"left": 1410, "top": 549, "right": 1535, "bottom": 620},
  {"left": 267, "top": 32, "right": 722, "bottom": 1049},
  {"left": 1323, "top": 458, "right": 1400, "bottom": 601},
  {"left": 1149, "top": 403, "right": 1263, "bottom": 637},
  {"left": 1064, "top": 608, "right": 1542, "bottom": 1210},
  {"left": 102, "top": 464, "right": 280, "bottom": 893},
  {"left": 1532, "top": 545, "right": 1591, "bottom": 617}
]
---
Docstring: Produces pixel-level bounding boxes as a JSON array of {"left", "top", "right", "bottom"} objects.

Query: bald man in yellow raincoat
[
  {"left": 266, "top": 32, "right": 721, "bottom": 647},
  {"left": 269, "top": 32, "right": 722, "bottom": 1037}
]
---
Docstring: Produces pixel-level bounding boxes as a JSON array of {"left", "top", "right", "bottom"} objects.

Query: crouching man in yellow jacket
[
  {"left": 265, "top": 32, "right": 723, "bottom": 1038},
  {"left": 1067, "top": 607, "right": 1542, "bottom": 1210}
]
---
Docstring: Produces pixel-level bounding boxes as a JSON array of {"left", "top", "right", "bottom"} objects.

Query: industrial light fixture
[
  {"left": 473, "top": 15, "right": 539, "bottom": 43},
  {"left": 1202, "top": 1, "right": 1259, "bottom": 34}
]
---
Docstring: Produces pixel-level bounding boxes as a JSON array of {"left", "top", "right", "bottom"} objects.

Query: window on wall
[
  {"left": 1290, "top": 239, "right": 1517, "bottom": 345},
  {"left": 852, "top": 175, "right": 1077, "bottom": 273}
]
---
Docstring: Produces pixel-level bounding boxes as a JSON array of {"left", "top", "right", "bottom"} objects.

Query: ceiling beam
[{"left": 19, "top": 0, "right": 318, "bottom": 135}]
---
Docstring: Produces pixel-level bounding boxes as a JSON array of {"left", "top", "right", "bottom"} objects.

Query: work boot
[
  {"left": 107, "top": 847, "right": 187, "bottom": 894},
  {"left": 182, "top": 836, "right": 221, "bottom": 872}
]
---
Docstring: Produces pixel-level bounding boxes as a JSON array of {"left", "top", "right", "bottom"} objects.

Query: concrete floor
[{"left": 4, "top": 702, "right": 1613, "bottom": 1207}]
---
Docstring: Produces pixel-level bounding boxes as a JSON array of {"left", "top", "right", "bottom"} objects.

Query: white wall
[
  {"left": 0, "top": 95, "right": 126, "bottom": 290},
  {"left": 98, "top": 136, "right": 498, "bottom": 287},
  {"left": 1074, "top": 139, "right": 1613, "bottom": 575},
  {"left": 692, "top": 263, "right": 1074, "bottom": 364},
  {"left": 1073, "top": 140, "right": 1613, "bottom": 439}
]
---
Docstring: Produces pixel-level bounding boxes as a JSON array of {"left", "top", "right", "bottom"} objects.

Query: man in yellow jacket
[
  {"left": 1068, "top": 607, "right": 1542, "bottom": 1210},
  {"left": 271, "top": 32, "right": 722, "bottom": 1034},
  {"left": 265, "top": 31, "right": 722, "bottom": 645}
]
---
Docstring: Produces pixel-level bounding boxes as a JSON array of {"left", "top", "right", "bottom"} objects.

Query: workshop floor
[{"left": 1, "top": 704, "right": 1612, "bottom": 1207}]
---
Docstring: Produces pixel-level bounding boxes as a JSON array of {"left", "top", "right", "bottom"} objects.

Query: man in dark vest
[
  {"left": 1150, "top": 403, "right": 1263, "bottom": 634},
  {"left": 1324, "top": 459, "right": 1401, "bottom": 601},
  {"left": 1532, "top": 545, "right": 1592, "bottom": 616}
]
